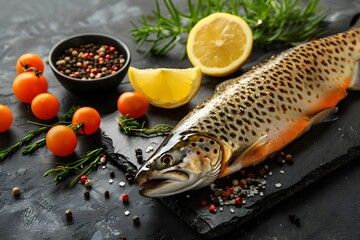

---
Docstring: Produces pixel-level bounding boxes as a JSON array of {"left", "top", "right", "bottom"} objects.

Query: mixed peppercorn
[{"left": 55, "top": 43, "right": 126, "bottom": 79}]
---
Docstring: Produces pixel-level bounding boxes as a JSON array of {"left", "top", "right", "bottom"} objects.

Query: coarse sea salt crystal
[
  {"left": 119, "top": 181, "right": 125, "bottom": 187},
  {"left": 275, "top": 183, "right": 282, "bottom": 188},
  {"left": 280, "top": 170, "right": 285, "bottom": 174},
  {"left": 109, "top": 179, "right": 114, "bottom": 184},
  {"left": 219, "top": 207, "right": 223, "bottom": 212},
  {"left": 124, "top": 210, "right": 130, "bottom": 216},
  {"left": 230, "top": 208, "right": 235, "bottom": 213},
  {"left": 145, "top": 146, "right": 154, "bottom": 153},
  {"left": 260, "top": 192, "right": 264, "bottom": 197}
]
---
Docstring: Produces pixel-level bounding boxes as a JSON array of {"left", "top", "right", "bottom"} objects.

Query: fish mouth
[{"left": 135, "top": 170, "right": 190, "bottom": 197}]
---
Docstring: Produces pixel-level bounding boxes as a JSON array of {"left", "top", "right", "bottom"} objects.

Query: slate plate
[{"left": 158, "top": 9, "right": 360, "bottom": 239}]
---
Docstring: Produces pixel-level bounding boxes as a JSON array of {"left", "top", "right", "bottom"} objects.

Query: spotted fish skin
[
  {"left": 135, "top": 27, "right": 360, "bottom": 197},
  {"left": 173, "top": 27, "right": 360, "bottom": 177}
]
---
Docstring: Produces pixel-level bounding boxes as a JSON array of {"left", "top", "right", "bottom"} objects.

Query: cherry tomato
[
  {"left": 0, "top": 104, "right": 13, "bottom": 132},
  {"left": 31, "top": 93, "right": 60, "bottom": 120},
  {"left": 72, "top": 107, "right": 101, "bottom": 135},
  {"left": 16, "top": 53, "right": 44, "bottom": 74},
  {"left": 12, "top": 72, "right": 48, "bottom": 104},
  {"left": 117, "top": 92, "right": 148, "bottom": 119},
  {"left": 46, "top": 125, "right": 77, "bottom": 157}
]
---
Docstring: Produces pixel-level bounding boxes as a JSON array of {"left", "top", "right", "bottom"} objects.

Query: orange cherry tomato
[
  {"left": 31, "top": 93, "right": 60, "bottom": 120},
  {"left": 117, "top": 92, "right": 148, "bottom": 119},
  {"left": 0, "top": 104, "right": 13, "bottom": 132},
  {"left": 72, "top": 107, "right": 101, "bottom": 135},
  {"left": 16, "top": 53, "right": 44, "bottom": 74},
  {"left": 12, "top": 72, "right": 48, "bottom": 104},
  {"left": 46, "top": 125, "right": 77, "bottom": 157}
]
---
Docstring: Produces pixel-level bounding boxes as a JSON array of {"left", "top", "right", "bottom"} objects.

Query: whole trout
[{"left": 135, "top": 25, "right": 360, "bottom": 198}]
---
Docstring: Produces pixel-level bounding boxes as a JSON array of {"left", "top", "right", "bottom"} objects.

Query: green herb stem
[
  {"left": 22, "top": 122, "right": 84, "bottom": 155},
  {"left": 116, "top": 115, "right": 173, "bottom": 137},
  {"left": 0, "top": 126, "right": 49, "bottom": 161},
  {"left": 0, "top": 105, "right": 80, "bottom": 161},
  {"left": 43, "top": 147, "right": 105, "bottom": 186},
  {"left": 130, "top": 0, "right": 327, "bottom": 57}
]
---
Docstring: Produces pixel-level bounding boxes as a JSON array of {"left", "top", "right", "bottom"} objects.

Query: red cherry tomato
[
  {"left": 117, "top": 92, "right": 148, "bottom": 119},
  {"left": 46, "top": 125, "right": 77, "bottom": 157},
  {"left": 72, "top": 107, "right": 101, "bottom": 135},
  {"left": 31, "top": 93, "right": 60, "bottom": 120},
  {"left": 16, "top": 53, "right": 44, "bottom": 74},
  {"left": 12, "top": 72, "right": 48, "bottom": 104},
  {"left": 0, "top": 104, "right": 13, "bottom": 132}
]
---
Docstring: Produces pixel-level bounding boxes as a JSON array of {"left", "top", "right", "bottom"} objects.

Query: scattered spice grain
[
  {"left": 84, "top": 190, "right": 90, "bottom": 199},
  {"left": 65, "top": 209, "right": 73, "bottom": 221},
  {"left": 132, "top": 215, "right": 140, "bottom": 224},
  {"left": 104, "top": 190, "right": 110, "bottom": 199},
  {"left": 12, "top": 186, "right": 21, "bottom": 198}
]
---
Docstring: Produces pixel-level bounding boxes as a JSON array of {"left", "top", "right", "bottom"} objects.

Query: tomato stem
[{"left": 20, "top": 60, "right": 43, "bottom": 76}]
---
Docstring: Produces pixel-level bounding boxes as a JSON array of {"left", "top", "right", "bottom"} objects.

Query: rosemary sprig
[
  {"left": 116, "top": 115, "right": 173, "bottom": 137},
  {"left": 43, "top": 147, "right": 105, "bottom": 187},
  {"left": 130, "top": 0, "right": 327, "bottom": 56},
  {"left": 0, "top": 105, "right": 80, "bottom": 161},
  {"left": 0, "top": 125, "right": 49, "bottom": 161}
]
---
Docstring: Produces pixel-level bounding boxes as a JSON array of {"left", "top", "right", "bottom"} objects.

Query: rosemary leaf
[
  {"left": 116, "top": 115, "right": 173, "bottom": 137},
  {"left": 44, "top": 147, "right": 105, "bottom": 186},
  {"left": 130, "top": 0, "right": 327, "bottom": 57}
]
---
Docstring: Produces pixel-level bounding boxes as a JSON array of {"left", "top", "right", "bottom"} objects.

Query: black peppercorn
[
  {"left": 65, "top": 209, "right": 73, "bottom": 221},
  {"left": 84, "top": 190, "right": 90, "bottom": 199},
  {"left": 136, "top": 154, "right": 143, "bottom": 164},
  {"left": 289, "top": 213, "right": 300, "bottom": 225},
  {"left": 110, "top": 171, "right": 115, "bottom": 179},
  {"left": 132, "top": 215, "right": 140, "bottom": 224},
  {"left": 104, "top": 191, "right": 110, "bottom": 199},
  {"left": 127, "top": 177, "right": 134, "bottom": 184},
  {"left": 135, "top": 148, "right": 142, "bottom": 155}
]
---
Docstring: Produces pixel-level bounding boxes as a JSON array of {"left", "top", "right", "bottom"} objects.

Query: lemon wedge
[
  {"left": 128, "top": 66, "right": 202, "bottom": 109},
  {"left": 186, "top": 12, "right": 253, "bottom": 77}
]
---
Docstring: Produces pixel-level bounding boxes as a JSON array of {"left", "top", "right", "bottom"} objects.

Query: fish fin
[
  {"left": 219, "top": 134, "right": 269, "bottom": 178},
  {"left": 215, "top": 78, "right": 238, "bottom": 92},
  {"left": 349, "top": 61, "right": 360, "bottom": 90},
  {"left": 350, "top": 13, "right": 360, "bottom": 28},
  {"left": 305, "top": 107, "right": 339, "bottom": 133}
]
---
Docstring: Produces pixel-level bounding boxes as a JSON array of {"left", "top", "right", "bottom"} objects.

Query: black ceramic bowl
[{"left": 49, "top": 33, "right": 131, "bottom": 94}]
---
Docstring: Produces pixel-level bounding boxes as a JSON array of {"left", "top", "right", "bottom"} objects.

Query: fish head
[{"left": 135, "top": 132, "right": 222, "bottom": 198}]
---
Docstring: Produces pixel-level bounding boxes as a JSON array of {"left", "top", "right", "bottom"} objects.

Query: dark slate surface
[{"left": 0, "top": 0, "right": 360, "bottom": 240}]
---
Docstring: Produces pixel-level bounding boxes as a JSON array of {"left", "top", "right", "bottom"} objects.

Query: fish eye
[{"left": 160, "top": 155, "right": 174, "bottom": 167}]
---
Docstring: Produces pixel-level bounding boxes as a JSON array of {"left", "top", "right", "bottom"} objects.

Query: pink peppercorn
[
  {"left": 201, "top": 201, "right": 207, "bottom": 207},
  {"left": 122, "top": 193, "right": 129, "bottom": 202},
  {"left": 80, "top": 175, "right": 87, "bottom": 183},
  {"left": 209, "top": 204, "right": 216, "bottom": 212},
  {"left": 235, "top": 197, "right": 242, "bottom": 206}
]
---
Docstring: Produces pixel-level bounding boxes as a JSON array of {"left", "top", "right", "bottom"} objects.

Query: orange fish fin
[
  {"left": 308, "top": 107, "right": 338, "bottom": 127},
  {"left": 219, "top": 134, "right": 269, "bottom": 178},
  {"left": 349, "top": 61, "right": 360, "bottom": 90}
]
